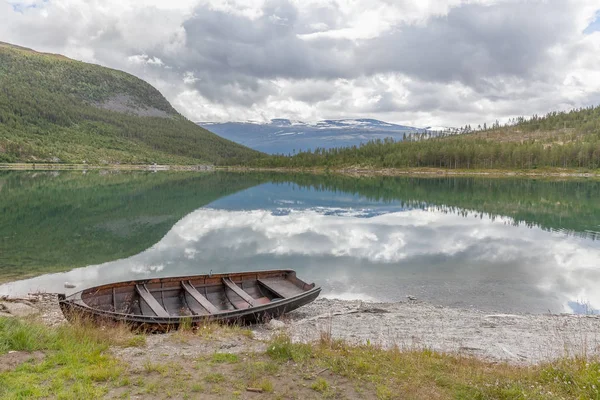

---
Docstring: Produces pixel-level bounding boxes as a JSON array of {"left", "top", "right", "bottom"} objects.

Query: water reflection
[{"left": 3, "top": 181, "right": 599, "bottom": 315}]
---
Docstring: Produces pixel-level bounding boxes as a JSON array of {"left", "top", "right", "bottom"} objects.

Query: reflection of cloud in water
[
  {"left": 130, "top": 264, "right": 164, "bottom": 275},
  {"left": 168, "top": 208, "right": 440, "bottom": 262},
  {"left": 2, "top": 207, "right": 599, "bottom": 315}
]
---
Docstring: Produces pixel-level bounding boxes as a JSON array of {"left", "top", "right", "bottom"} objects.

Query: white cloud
[{"left": 127, "top": 54, "right": 165, "bottom": 66}]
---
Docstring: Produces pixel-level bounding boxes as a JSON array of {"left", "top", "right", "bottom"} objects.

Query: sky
[{"left": 1, "top": 0, "right": 600, "bottom": 127}]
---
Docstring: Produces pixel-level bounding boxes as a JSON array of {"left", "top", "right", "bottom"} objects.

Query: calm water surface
[{"left": 1, "top": 171, "right": 599, "bottom": 314}]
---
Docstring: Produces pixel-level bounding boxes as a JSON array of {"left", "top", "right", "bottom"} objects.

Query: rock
[
  {"left": 64, "top": 282, "right": 76, "bottom": 289},
  {"left": 267, "top": 319, "right": 286, "bottom": 330},
  {"left": 0, "top": 311, "right": 13, "bottom": 318},
  {"left": 361, "top": 307, "right": 390, "bottom": 314},
  {"left": 0, "top": 301, "right": 39, "bottom": 317},
  {"left": 406, "top": 295, "right": 417, "bottom": 301}
]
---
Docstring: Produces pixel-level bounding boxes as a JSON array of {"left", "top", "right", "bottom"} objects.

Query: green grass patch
[
  {"left": 204, "top": 372, "right": 226, "bottom": 383},
  {"left": 211, "top": 352, "right": 240, "bottom": 364},
  {"left": 0, "top": 317, "right": 122, "bottom": 399},
  {"left": 0, "top": 316, "right": 55, "bottom": 353},
  {"left": 311, "top": 377, "right": 329, "bottom": 393},
  {"left": 267, "top": 333, "right": 313, "bottom": 363}
]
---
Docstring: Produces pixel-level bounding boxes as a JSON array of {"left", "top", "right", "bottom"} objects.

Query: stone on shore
[{"left": 267, "top": 319, "right": 286, "bottom": 330}]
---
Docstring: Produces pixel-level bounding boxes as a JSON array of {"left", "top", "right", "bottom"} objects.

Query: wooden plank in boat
[
  {"left": 256, "top": 278, "right": 303, "bottom": 298},
  {"left": 257, "top": 279, "right": 287, "bottom": 299},
  {"left": 135, "top": 284, "right": 170, "bottom": 318},
  {"left": 222, "top": 277, "right": 258, "bottom": 306},
  {"left": 182, "top": 281, "right": 219, "bottom": 314}
]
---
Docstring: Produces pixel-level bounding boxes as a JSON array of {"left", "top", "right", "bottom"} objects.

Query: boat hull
[{"left": 58, "top": 270, "right": 320, "bottom": 331}]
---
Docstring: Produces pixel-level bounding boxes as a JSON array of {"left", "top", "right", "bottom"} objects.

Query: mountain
[
  {"left": 0, "top": 42, "right": 260, "bottom": 165},
  {"left": 253, "top": 106, "right": 600, "bottom": 170},
  {"left": 198, "top": 118, "right": 426, "bottom": 154}
]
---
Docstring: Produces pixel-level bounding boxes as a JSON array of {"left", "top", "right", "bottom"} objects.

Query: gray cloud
[
  {"left": 361, "top": 2, "right": 576, "bottom": 87},
  {"left": 0, "top": 0, "right": 599, "bottom": 126}
]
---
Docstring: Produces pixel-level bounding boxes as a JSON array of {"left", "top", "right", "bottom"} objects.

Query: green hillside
[
  {"left": 254, "top": 106, "right": 600, "bottom": 170},
  {"left": 0, "top": 42, "right": 260, "bottom": 165}
]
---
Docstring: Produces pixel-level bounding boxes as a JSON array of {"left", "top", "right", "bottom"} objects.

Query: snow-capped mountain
[{"left": 198, "top": 118, "right": 427, "bottom": 154}]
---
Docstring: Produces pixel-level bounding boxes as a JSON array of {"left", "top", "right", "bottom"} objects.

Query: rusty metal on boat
[{"left": 58, "top": 270, "right": 320, "bottom": 330}]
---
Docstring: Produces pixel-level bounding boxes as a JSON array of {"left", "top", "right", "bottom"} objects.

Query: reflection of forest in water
[
  {"left": 0, "top": 171, "right": 267, "bottom": 280},
  {"left": 265, "top": 174, "right": 600, "bottom": 241},
  {"left": 0, "top": 171, "right": 598, "bottom": 281}
]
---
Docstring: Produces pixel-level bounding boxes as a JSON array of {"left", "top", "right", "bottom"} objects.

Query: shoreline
[
  {"left": 221, "top": 166, "right": 600, "bottom": 179},
  {"left": 1, "top": 163, "right": 599, "bottom": 178},
  {"left": 3, "top": 294, "right": 599, "bottom": 365}
]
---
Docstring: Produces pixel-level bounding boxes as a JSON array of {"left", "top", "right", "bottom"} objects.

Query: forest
[
  {"left": 252, "top": 106, "right": 600, "bottom": 170},
  {"left": 0, "top": 42, "right": 260, "bottom": 165}
]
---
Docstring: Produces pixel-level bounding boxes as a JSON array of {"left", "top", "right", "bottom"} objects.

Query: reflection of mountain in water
[{"left": 0, "top": 171, "right": 266, "bottom": 281}]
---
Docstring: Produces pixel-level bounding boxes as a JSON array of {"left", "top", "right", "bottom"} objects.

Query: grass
[
  {"left": 266, "top": 333, "right": 313, "bottom": 363},
  {"left": 212, "top": 352, "right": 240, "bottom": 364},
  {"left": 0, "top": 317, "right": 124, "bottom": 398},
  {"left": 311, "top": 377, "right": 329, "bottom": 392},
  {"left": 2, "top": 316, "right": 600, "bottom": 399},
  {"left": 204, "top": 372, "right": 226, "bottom": 383}
]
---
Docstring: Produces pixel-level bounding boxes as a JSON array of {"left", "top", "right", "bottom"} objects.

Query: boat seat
[
  {"left": 222, "top": 277, "right": 259, "bottom": 307},
  {"left": 135, "top": 284, "right": 170, "bottom": 318},
  {"left": 182, "top": 281, "right": 219, "bottom": 315},
  {"left": 257, "top": 279, "right": 287, "bottom": 299}
]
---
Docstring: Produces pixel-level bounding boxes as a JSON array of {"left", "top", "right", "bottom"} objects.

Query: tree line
[{"left": 251, "top": 106, "right": 600, "bottom": 170}]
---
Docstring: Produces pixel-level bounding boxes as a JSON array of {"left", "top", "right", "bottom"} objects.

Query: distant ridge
[{"left": 197, "top": 118, "right": 431, "bottom": 154}]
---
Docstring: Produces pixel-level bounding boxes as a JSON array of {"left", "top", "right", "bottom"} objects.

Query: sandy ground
[{"left": 3, "top": 295, "right": 600, "bottom": 365}]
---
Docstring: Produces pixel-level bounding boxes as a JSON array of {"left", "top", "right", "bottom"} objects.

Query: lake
[{"left": 1, "top": 171, "right": 599, "bottom": 314}]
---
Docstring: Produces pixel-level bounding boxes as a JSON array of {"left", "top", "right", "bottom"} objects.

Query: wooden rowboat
[{"left": 58, "top": 270, "right": 320, "bottom": 330}]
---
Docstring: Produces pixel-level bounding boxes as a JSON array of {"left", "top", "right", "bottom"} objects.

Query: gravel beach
[{"left": 254, "top": 298, "right": 600, "bottom": 364}]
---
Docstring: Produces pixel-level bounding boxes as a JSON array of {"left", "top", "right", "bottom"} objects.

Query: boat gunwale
[{"left": 74, "top": 269, "right": 300, "bottom": 295}]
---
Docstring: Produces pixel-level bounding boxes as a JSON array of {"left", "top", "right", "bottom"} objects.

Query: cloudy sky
[{"left": 1, "top": 0, "right": 600, "bottom": 127}]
